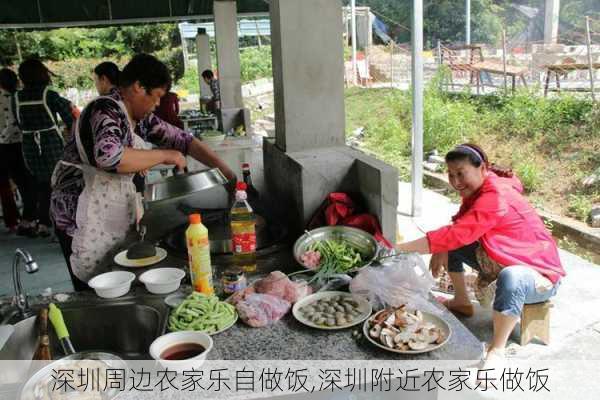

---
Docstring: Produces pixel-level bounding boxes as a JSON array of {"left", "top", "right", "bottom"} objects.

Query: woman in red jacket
[{"left": 397, "top": 143, "right": 565, "bottom": 365}]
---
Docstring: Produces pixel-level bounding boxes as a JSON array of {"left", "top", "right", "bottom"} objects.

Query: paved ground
[{"left": 0, "top": 232, "right": 72, "bottom": 297}]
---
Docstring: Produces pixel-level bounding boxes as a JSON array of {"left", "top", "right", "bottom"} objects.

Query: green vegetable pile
[
  {"left": 308, "top": 239, "right": 366, "bottom": 280},
  {"left": 169, "top": 292, "right": 237, "bottom": 334}
]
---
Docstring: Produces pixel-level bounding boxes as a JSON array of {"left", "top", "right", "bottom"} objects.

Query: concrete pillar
[
  {"left": 214, "top": 0, "right": 243, "bottom": 109},
  {"left": 265, "top": 0, "right": 398, "bottom": 242},
  {"left": 270, "top": 0, "right": 346, "bottom": 152},
  {"left": 356, "top": 8, "right": 372, "bottom": 50},
  {"left": 544, "top": 0, "right": 560, "bottom": 44},
  {"left": 195, "top": 29, "right": 212, "bottom": 98}
]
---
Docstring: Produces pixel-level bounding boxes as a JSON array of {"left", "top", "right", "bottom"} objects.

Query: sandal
[{"left": 436, "top": 296, "right": 475, "bottom": 317}]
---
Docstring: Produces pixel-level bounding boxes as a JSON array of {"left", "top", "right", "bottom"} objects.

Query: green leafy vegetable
[{"left": 308, "top": 239, "right": 366, "bottom": 281}]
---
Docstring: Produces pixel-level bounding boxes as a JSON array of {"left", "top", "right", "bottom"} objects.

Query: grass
[{"left": 343, "top": 80, "right": 600, "bottom": 225}]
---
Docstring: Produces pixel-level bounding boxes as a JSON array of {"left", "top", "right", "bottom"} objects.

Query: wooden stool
[{"left": 520, "top": 301, "right": 552, "bottom": 346}]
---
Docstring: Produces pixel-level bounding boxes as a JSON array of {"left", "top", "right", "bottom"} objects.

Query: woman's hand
[
  {"left": 429, "top": 252, "right": 448, "bottom": 278},
  {"left": 162, "top": 149, "right": 187, "bottom": 172}
]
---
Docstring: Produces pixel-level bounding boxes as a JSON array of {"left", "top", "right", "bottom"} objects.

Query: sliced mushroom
[
  {"left": 380, "top": 328, "right": 396, "bottom": 348},
  {"left": 369, "top": 324, "right": 382, "bottom": 338},
  {"left": 435, "top": 329, "right": 446, "bottom": 344},
  {"left": 414, "top": 310, "right": 424, "bottom": 322},
  {"left": 384, "top": 313, "right": 396, "bottom": 327},
  {"left": 393, "top": 331, "right": 414, "bottom": 344},
  {"left": 374, "top": 309, "right": 393, "bottom": 324},
  {"left": 415, "top": 328, "right": 440, "bottom": 344},
  {"left": 395, "top": 342, "right": 410, "bottom": 351},
  {"left": 408, "top": 339, "right": 429, "bottom": 351}
]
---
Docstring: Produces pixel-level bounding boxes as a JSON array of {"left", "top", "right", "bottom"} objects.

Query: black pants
[
  {"left": 36, "top": 180, "right": 53, "bottom": 226},
  {"left": 0, "top": 143, "right": 37, "bottom": 222},
  {"left": 447, "top": 242, "right": 480, "bottom": 273},
  {"left": 55, "top": 227, "right": 90, "bottom": 292}
]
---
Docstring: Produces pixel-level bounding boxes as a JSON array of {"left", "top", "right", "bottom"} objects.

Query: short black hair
[
  {"left": 18, "top": 59, "right": 52, "bottom": 87},
  {"left": 120, "top": 53, "right": 171, "bottom": 93},
  {"left": 445, "top": 143, "right": 514, "bottom": 178},
  {"left": 201, "top": 69, "right": 214, "bottom": 80},
  {"left": 94, "top": 61, "right": 120, "bottom": 86},
  {"left": 0, "top": 68, "right": 18, "bottom": 93}
]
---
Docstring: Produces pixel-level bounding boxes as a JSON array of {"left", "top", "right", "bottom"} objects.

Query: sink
[
  {"left": 49, "top": 297, "right": 169, "bottom": 359},
  {"left": 0, "top": 296, "right": 169, "bottom": 361}
]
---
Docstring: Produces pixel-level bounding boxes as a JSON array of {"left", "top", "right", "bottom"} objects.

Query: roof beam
[{"left": 0, "top": 12, "right": 269, "bottom": 29}]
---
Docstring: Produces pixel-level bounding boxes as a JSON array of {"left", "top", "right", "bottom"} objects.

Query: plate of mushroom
[
  {"left": 292, "top": 291, "right": 372, "bottom": 330},
  {"left": 363, "top": 305, "right": 451, "bottom": 354}
]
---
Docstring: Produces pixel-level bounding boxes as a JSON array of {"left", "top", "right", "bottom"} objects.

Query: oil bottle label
[
  {"left": 232, "top": 232, "right": 256, "bottom": 253},
  {"left": 188, "top": 236, "right": 209, "bottom": 247}
]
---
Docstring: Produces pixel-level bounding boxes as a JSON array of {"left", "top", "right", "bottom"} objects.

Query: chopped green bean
[{"left": 169, "top": 292, "right": 237, "bottom": 334}]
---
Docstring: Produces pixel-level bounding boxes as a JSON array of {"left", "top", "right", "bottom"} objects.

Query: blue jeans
[{"left": 447, "top": 243, "right": 560, "bottom": 317}]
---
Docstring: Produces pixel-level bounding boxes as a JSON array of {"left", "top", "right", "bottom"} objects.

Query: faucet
[{"left": 13, "top": 248, "right": 39, "bottom": 318}]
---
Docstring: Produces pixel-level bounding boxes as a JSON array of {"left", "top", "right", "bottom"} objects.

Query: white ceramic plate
[
  {"left": 292, "top": 291, "right": 372, "bottom": 330},
  {"left": 114, "top": 247, "right": 167, "bottom": 268},
  {"left": 362, "top": 309, "right": 452, "bottom": 355}
]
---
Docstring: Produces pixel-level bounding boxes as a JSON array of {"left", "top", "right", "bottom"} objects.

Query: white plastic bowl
[
  {"left": 149, "top": 331, "right": 213, "bottom": 372},
  {"left": 88, "top": 271, "right": 135, "bottom": 299},
  {"left": 139, "top": 268, "right": 186, "bottom": 294}
]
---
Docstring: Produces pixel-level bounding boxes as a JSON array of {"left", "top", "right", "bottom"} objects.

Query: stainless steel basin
[
  {"left": 0, "top": 296, "right": 169, "bottom": 361},
  {"left": 50, "top": 297, "right": 169, "bottom": 359}
]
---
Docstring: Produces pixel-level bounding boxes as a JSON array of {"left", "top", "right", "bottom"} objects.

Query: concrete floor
[
  {"left": 2, "top": 181, "right": 600, "bottom": 363},
  {"left": 0, "top": 231, "right": 73, "bottom": 297}
]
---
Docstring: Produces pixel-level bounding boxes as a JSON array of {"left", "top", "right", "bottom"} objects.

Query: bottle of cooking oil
[
  {"left": 230, "top": 182, "right": 257, "bottom": 272},
  {"left": 186, "top": 213, "right": 214, "bottom": 295}
]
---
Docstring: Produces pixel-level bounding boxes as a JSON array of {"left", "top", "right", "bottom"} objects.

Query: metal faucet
[{"left": 13, "top": 248, "right": 39, "bottom": 317}]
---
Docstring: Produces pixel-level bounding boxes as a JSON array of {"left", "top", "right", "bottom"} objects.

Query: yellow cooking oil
[
  {"left": 230, "top": 182, "right": 257, "bottom": 272},
  {"left": 186, "top": 213, "right": 214, "bottom": 295}
]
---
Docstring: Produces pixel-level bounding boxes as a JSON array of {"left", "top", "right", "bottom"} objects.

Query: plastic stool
[{"left": 520, "top": 301, "right": 552, "bottom": 346}]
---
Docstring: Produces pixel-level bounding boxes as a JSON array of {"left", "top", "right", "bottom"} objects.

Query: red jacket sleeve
[{"left": 426, "top": 188, "right": 508, "bottom": 253}]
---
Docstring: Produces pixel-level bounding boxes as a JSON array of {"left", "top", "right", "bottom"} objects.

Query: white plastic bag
[{"left": 350, "top": 253, "right": 434, "bottom": 309}]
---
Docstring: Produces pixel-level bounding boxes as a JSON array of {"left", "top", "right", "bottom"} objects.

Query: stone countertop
[
  {"left": 206, "top": 293, "right": 483, "bottom": 361},
  {"left": 2, "top": 247, "right": 483, "bottom": 362}
]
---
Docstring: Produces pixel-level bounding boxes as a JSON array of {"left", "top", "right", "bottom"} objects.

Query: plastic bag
[
  {"left": 349, "top": 253, "right": 434, "bottom": 309},
  {"left": 253, "top": 271, "right": 312, "bottom": 304},
  {"left": 316, "top": 274, "right": 353, "bottom": 292},
  {"left": 236, "top": 293, "right": 291, "bottom": 328}
]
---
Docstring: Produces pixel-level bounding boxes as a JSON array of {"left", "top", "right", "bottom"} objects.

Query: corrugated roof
[
  {"left": 178, "top": 19, "right": 270, "bottom": 38},
  {"left": 0, "top": 0, "right": 269, "bottom": 28}
]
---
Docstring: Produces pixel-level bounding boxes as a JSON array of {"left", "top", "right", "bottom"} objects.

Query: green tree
[{"left": 347, "top": 0, "right": 504, "bottom": 47}]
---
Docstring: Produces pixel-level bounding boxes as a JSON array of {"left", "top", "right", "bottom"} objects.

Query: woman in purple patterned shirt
[{"left": 51, "top": 54, "right": 235, "bottom": 291}]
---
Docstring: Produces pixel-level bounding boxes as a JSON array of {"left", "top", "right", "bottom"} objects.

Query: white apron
[{"left": 56, "top": 96, "right": 144, "bottom": 282}]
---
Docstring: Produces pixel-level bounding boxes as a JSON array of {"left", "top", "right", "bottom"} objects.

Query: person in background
[
  {"left": 0, "top": 68, "right": 37, "bottom": 236},
  {"left": 51, "top": 54, "right": 235, "bottom": 291},
  {"left": 154, "top": 86, "right": 184, "bottom": 129},
  {"left": 200, "top": 69, "right": 221, "bottom": 114},
  {"left": 93, "top": 61, "right": 119, "bottom": 96},
  {"left": 12, "top": 59, "right": 73, "bottom": 237},
  {"left": 396, "top": 143, "right": 564, "bottom": 373}
]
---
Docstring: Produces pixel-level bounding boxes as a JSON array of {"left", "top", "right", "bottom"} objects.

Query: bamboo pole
[
  {"left": 351, "top": 0, "right": 357, "bottom": 85},
  {"left": 585, "top": 16, "right": 596, "bottom": 101},
  {"left": 255, "top": 18, "right": 262, "bottom": 48},
  {"left": 437, "top": 40, "right": 444, "bottom": 91},
  {"left": 502, "top": 29, "right": 508, "bottom": 92},
  {"left": 390, "top": 41, "right": 394, "bottom": 89},
  {"left": 14, "top": 30, "right": 23, "bottom": 63}
]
